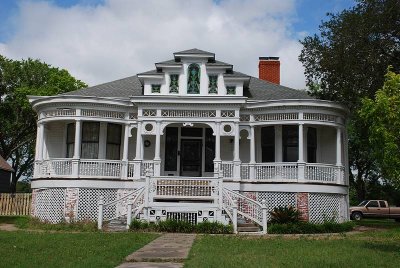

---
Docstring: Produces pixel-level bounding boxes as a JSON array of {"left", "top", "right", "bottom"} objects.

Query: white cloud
[{"left": 0, "top": 0, "right": 306, "bottom": 89}]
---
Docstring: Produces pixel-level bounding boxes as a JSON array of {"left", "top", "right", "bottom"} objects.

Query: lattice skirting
[
  {"left": 31, "top": 188, "right": 134, "bottom": 223},
  {"left": 241, "top": 191, "right": 348, "bottom": 223}
]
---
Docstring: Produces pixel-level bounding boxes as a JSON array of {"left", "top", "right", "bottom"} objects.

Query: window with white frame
[
  {"left": 66, "top": 123, "right": 75, "bottom": 158},
  {"left": 81, "top": 122, "right": 100, "bottom": 159},
  {"left": 106, "top": 123, "right": 122, "bottom": 160}
]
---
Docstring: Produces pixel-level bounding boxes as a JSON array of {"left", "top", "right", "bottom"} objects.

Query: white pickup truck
[{"left": 349, "top": 200, "right": 400, "bottom": 221}]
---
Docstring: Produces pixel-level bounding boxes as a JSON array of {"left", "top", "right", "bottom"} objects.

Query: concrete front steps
[
  {"left": 237, "top": 223, "right": 262, "bottom": 233},
  {"left": 104, "top": 217, "right": 128, "bottom": 232}
]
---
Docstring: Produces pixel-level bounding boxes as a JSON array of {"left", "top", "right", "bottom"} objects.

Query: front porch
[
  {"left": 34, "top": 119, "right": 345, "bottom": 184},
  {"left": 35, "top": 159, "right": 345, "bottom": 184}
]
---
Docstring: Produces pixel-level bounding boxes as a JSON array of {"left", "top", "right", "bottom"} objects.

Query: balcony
[{"left": 34, "top": 158, "right": 345, "bottom": 185}]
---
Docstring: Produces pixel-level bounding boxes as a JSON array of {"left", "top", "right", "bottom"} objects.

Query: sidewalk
[{"left": 116, "top": 233, "right": 196, "bottom": 268}]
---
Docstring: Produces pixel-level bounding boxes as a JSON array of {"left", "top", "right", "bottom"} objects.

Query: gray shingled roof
[
  {"left": 156, "top": 59, "right": 182, "bottom": 65},
  {"left": 137, "top": 69, "right": 164, "bottom": 76},
  {"left": 61, "top": 49, "right": 312, "bottom": 101},
  {"left": 223, "top": 71, "right": 249, "bottom": 78},
  {"left": 244, "top": 77, "right": 313, "bottom": 100},
  {"left": 62, "top": 75, "right": 142, "bottom": 98},
  {"left": 62, "top": 74, "right": 312, "bottom": 101}
]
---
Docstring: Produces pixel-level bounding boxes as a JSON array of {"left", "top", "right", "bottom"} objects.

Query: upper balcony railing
[{"left": 34, "top": 159, "right": 345, "bottom": 185}]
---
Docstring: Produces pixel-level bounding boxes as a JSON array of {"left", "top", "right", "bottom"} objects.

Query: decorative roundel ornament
[{"left": 144, "top": 140, "right": 151, "bottom": 147}]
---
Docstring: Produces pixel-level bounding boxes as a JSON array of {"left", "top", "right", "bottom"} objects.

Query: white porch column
[
  {"left": 298, "top": 123, "right": 304, "bottom": 162},
  {"left": 336, "top": 127, "right": 342, "bottom": 166},
  {"left": 121, "top": 123, "right": 130, "bottom": 179},
  {"left": 36, "top": 122, "right": 45, "bottom": 161},
  {"left": 249, "top": 124, "right": 256, "bottom": 180},
  {"left": 336, "top": 127, "right": 343, "bottom": 184},
  {"left": 133, "top": 122, "right": 142, "bottom": 179},
  {"left": 213, "top": 122, "right": 221, "bottom": 176},
  {"left": 72, "top": 119, "right": 82, "bottom": 177},
  {"left": 34, "top": 122, "right": 45, "bottom": 178},
  {"left": 297, "top": 123, "right": 305, "bottom": 180},
  {"left": 233, "top": 122, "right": 241, "bottom": 181},
  {"left": 153, "top": 121, "right": 161, "bottom": 176}
]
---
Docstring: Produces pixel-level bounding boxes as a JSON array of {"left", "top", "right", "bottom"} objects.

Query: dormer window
[
  {"left": 187, "top": 63, "right": 200, "bottom": 94},
  {"left": 169, "top": 74, "right": 179, "bottom": 93},
  {"left": 208, "top": 75, "right": 218, "bottom": 94},
  {"left": 151, "top": 84, "right": 161, "bottom": 93},
  {"left": 226, "top": 86, "right": 236, "bottom": 95}
]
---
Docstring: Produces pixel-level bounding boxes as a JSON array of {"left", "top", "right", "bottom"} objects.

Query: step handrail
[
  {"left": 222, "top": 188, "right": 267, "bottom": 234},
  {"left": 97, "top": 187, "right": 145, "bottom": 230}
]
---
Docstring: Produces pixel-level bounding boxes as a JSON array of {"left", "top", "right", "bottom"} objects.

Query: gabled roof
[
  {"left": 174, "top": 48, "right": 214, "bottom": 56},
  {"left": 60, "top": 49, "right": 313, "bottom": 101},
  {"left": 0, "top": 156, "right": 14, "bottom": 172}
]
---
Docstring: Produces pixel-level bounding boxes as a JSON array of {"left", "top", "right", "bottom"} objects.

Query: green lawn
[
  {"left": 186, "top": 220, "right": 400, "bottom": 268},
  {"left": 1, "top": 217, "right": 399, "bottom": 268},
  {"left": 0, "top": 231, "right": 158, "bottom": 268}
]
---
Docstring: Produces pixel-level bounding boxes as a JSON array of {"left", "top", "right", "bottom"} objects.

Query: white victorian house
[{"left": 29, "top": 49, "right": 349, "bottom": 232}]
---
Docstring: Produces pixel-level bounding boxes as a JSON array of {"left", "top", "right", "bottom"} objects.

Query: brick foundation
[
  {"left": 296, "top": 192, "right": 309, "bottom": 221},
  {"left": 64, "top": 188, "right": 79, "bottom": 222}
]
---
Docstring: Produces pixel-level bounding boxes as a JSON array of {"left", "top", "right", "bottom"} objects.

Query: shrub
[
  {"left": 129, "top": 219, "right": 233, "bottom": 234},
  {"left": 156, "top": 219, "right": 194, "bottom": 233},
  {"left": 129, "top": 219, "right": 151, "bottom": 231},
  {"left": 268, "top": 221, "right": 355, "bottom": 234},
  {"left": 195, "top": 221, "right": 233, "bottom": 234},
  {"left": 16, "top": 217, "right": 98, "bottom": 232},
  {"left": 270, "top": 206, "right": 301, "bottom": 224}
]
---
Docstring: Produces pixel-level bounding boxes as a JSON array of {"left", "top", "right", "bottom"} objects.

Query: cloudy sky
[{"left": 0, "top": 0, "right": 355, "bottom": 89}]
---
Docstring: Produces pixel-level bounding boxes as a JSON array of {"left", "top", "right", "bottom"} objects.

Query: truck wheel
[{"left": 351, "top": 212, "right": 362, "bottom": 221}]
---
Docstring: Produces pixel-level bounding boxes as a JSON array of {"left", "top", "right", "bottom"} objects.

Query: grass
[
  {"left": 1, "top": 217, "right": 399, "bottom": 267},
  {"left": 0, "top": 231, "right": 158, "bottom": 267},
  {"left": 186, "top": 219, "right": 400, "bottom": 268}
]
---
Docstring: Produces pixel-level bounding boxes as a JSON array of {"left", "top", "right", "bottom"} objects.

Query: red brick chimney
[{"left": 258, "top": 57, "right": 280, "bottom": 84}]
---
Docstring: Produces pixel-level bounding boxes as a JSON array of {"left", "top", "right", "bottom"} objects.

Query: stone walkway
[{"left": 116, "top": 233, "right": 196, "bottom": 268}]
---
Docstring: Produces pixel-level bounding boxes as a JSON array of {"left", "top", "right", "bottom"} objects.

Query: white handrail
[
  {"left": 223, "top": 188, "right": 267, "bottom": 233},
  {"left": 97, "top": 187, "right": 145, "bottom": 230}
]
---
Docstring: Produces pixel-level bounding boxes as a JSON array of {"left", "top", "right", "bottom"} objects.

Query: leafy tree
[
  {"left": 299, "top": 0, "right": 400, "bottom": 201},
  {"left": 359, "top": 69, "right": 400, "bottom": 189},
  {"left": 0, "top": 55, "right": 86, "bottom": 192}
]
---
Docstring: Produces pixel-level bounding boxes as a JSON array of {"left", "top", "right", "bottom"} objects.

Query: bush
[
  {"left": 15, "top": 217, "right": 98, "bottom": 232},
  {"left": 156, "top": 219, "right": 194, "bottom": 233},
  {"left": 268, "top": 221, "right": 355, "bottom": 234},
  {"left": 129, "top": 219, "right": 151, "bottom": 231},
  {"left": 129, "top": 219, "right": 233, "bottom": 234},
  {"left": 270, "top": 206, "right": 301, "bottom": 224},
  {"left": 195, "top": 221, "right": 233, "bottom": 234}
]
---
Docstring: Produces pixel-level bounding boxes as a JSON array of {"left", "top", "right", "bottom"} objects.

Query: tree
[
  {"left": 0, "top": 55, "right": 87, "bottom": 192},
  {"left": 359, "top": 69, "right": 400, "bottom": 189},
  {"left": 299, "top": 0, "right": 400, "bottom": 201}
]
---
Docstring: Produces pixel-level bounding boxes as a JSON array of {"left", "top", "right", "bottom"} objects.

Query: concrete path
[
  {"left": 116, "top": 233, "right": 196, "bottom": 268},
  {"left": 0, "top": 223, "right": 19, "bottom": 231}
]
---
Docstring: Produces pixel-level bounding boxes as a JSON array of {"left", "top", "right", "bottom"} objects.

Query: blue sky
[
  {"left": 0, "top": 0, "right": 356, "bottom": 43},
  {"left": 0, "top": 0, "right": 357, "bottom": 88}
]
